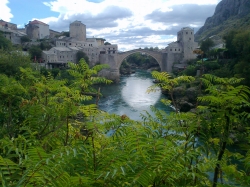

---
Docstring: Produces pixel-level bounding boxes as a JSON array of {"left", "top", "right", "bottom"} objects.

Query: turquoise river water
[{"left": 98, "top": 69, "right": 172, "bottom": 120}]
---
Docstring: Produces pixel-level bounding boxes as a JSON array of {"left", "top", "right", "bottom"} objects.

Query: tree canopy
[
  {"left": 0, "top": 32, "right": 12, "bottom": 50},
  {"left": 76, "top": 51, "right": 89, "bottom": 64}
]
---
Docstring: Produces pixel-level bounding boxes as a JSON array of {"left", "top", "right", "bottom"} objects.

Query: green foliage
[
  {"left": 28, "top": 45, "right": 42, "bottom": 60},
  {"left": 212, "top": 64, "right": 232, "bottom": 78},
  {"left": 148, "top": 71, "right": 195, "bottom": 111},
  {"left": 0, "top": 32, "right": 12, "bottom": 50},
  {"left": 20, "top": 35, "right": 30, "bottom": 43},
  {"left": 76, "top": 51, "right": 89, "bottom": 64},
  {"left": 0, "top": 52, "right": 250, "bottom": 187},
  {"left": 180, "top": 65, "right": 197, "bottom": 76},
  {"left": 123, "top": 52, "right": 158, "bottom": 68},
  {"left": 223, "top": 30, "right": 250, "bottom": 86},
  {"left": 200, "top": 38, "right": 214, "bottom": 54},
  {"left": 0, "top": 50, "right": 31, "bottom": 77},
  {"left": 203, "top": 60, "right": 220, "bottom": 71},
  {"left": 104, "top": 42, "right": 111, "bottom": 45},
  {"left": 198, "top": 74, "right": 250, "bottom": 186},
  {"left": 40, "top": 41, "right": 52, "bottom": 50}
]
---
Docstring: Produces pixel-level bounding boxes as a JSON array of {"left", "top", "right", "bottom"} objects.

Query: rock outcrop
[
  {"left": 195, "top": 0, "right": 250, "bottom": 41},
  {"left": 163, "top": 86, "right": 198, "bottom": 112}
]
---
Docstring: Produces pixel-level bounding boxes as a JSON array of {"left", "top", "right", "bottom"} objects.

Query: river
[{"left": 98, "top": 69, "right": 172, "bottom": 121}]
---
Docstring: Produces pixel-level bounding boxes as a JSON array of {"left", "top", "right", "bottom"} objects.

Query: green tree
[
  {"left": 76, "top": 51, "right": 89, "bottom": 64},
  {"left": 223, "top": 30, "right": 239, "bottom": 59},
  {"left": 0, "top": 32, "right": 12, "bottom": 50},
  {"left": 28, "top": 45, "right": 42, "bottom": 60},
  {"left": 198, "top": 74, "right": 250, "bottom": 187},
  {"left": 20, "top": 35, "right": 30, "bottom": 43},
  {"left": 104, "top": 41, "right": 111, "bottom": 45},
  {"left": 148, "top": 71, "right": 195, "bottom": 112},
  {"left": 0, "top": 51, "right": 31, "bottom": 77},
  {"left": 200, "top": 38, "right": 214, "bottom": 54}
]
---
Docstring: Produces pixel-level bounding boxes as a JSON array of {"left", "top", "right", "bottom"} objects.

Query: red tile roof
[{"left": 29, "top": 20, "right": 49, "bottom": 26}]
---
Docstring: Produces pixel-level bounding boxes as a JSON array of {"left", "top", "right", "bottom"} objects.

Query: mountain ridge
[{"left": 195, "top": 0, "right": 250, "bottom": 42}]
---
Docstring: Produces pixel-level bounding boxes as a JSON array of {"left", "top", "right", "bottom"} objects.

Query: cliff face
[{"left": 195, "top": 0, "right": 250, "bottom": 41}]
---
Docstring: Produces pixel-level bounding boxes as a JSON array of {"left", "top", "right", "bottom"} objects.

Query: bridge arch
[{"left": 117, "top": 49, "right": 163, "bottom": 71}]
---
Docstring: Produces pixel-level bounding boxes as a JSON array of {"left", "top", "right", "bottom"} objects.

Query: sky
[{"left": 1, "top": 0, "right": 221, "bottom": 51}]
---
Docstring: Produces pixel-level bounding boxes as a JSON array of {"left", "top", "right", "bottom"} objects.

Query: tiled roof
[{"left": 29, "top": 20, "right": 49, "bottom": 26}]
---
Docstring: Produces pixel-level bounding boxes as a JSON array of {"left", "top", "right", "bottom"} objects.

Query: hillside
[{"left": 195, "top": 0, "right": 250, "bottom": 42}]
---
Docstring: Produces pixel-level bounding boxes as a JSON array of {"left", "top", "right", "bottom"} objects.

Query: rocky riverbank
[{"left": 162, "top": 84, "right": 199, "bottom": 112}]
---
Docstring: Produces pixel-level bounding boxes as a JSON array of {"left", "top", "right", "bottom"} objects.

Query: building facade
[
  {"left": 0, "top": 20, "right": 17, "bottom": 30},
  {"left": 70, "top": 21, "right": 86, "bottom": 41},
  {"left": 0, "top": 20, "right": 27, "bottom": 45},
  {"left": 42, "top": 20, "right": 118, "bottom": 68},
  {"left": 26, "top": 20, "right": 50, "bottom": 40}
]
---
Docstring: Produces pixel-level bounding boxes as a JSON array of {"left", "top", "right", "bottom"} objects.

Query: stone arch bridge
[
  {"left": 99, "top": 49, "right": 173, "bottom": 82},
  {"left": 117, "top": 49, "right": 164, "bottom": 70}
]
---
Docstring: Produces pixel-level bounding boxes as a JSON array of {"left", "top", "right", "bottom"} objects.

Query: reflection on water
[
  {"left": 122, "top": 76, "right": 161, "bottom": 108},
  {"left": 98, "top": 70, "right": 171, "bottom": 121}
]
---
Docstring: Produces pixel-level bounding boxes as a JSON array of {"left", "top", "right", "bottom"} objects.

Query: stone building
[
  {"left": 0, "top": 20, "right": 17, "bottom": 30},
  {"left": 0, "top": 20, "right": 27, "bottom": 45},
  {"left": 163, "top": 27, "right": 198, "bottom": 70},
  {"left": 42, "top": 20, "right": 118, "bottom": 68},
  {"left": 49, "top": 29, "right": 60, "bottom": 38},
  {"left": 26, "top": 20, "right": 50, "bottom": 40},
  {"left": 70, "top": 21, "right": 86, "bottom": 41}
]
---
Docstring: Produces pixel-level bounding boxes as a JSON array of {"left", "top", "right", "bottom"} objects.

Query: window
[
  {"left": 179, "top": 49, "right": 180, "bottom": 51},
  {"left": 186, "top": 32, "right": 188, "bottom": 34},
  {"left": 170, "top": 49, "right": 172, "bottom": 51},
  {"left": 175, "top": 49, "right": 176, "bottom": 51},
  {"left": 191, "top": 32, "right": 192, "bottom": 35},
  {"left": 189, "top": 38, "right": 191, "bottom": 40}
]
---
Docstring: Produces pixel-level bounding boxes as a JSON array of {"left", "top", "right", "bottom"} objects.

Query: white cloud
[
  {"left": 40, "top": 0, "right": 221, "bottom": 50},
  {"left": 0, "top": 0, "right": 13, "bottom": 22}
]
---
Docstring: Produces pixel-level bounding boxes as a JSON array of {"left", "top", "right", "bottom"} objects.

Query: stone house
[
  {"left": 0, "top": 26, "right": 27, "bottom": 45},
  {"left": 0, "top": 20, "right": 17, "bottom": 30},
  {"left": 0, "top": 19, "right": 27, "bottom": 45},
  {"left": 49, "top": 29, "right": 60, "bottom": 38},
  {"left": 42, "top": 20, "right": 118, "bottom": 68},
  {"left": 26, "top": 20, "right": 50, "bottom": 40}
]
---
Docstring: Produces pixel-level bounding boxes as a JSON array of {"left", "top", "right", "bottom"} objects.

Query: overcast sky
[{"left": 1, "top": 0, "right": 220, "bottom": 51}]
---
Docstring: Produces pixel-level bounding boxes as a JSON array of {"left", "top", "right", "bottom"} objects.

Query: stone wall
[{"left": 99, "top": 54, "right": 120, "bottom": 82}]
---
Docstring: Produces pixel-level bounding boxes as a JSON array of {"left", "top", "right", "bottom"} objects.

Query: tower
[
  {"left": 177, "top": 27, "right": 197, "bottom": 60},
  {"left": 70, "top": 21, "right": 86, "bottom": 41}
]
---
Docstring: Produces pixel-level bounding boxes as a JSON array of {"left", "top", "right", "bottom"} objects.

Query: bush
[{"left": 179, "top": 65, "right": 197, "bottom": 76}]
